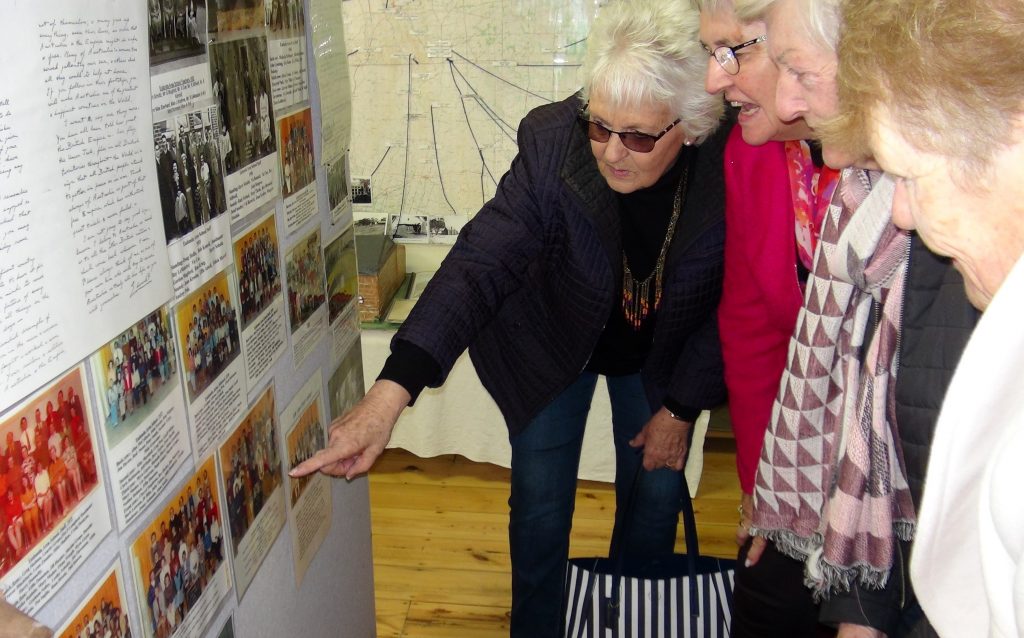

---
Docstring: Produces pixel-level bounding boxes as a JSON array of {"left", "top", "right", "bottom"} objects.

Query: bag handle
[
  {"left": 604, "top": 463, "right": 700, "bottom": 620},
  {"left": 609, "top": 463, "right": 701, "bottom": 562}
]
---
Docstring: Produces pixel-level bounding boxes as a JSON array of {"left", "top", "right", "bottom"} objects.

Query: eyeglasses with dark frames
[
  {"left": 577, "top": 106, "right": 682, "bottom": 153},
  {"left": 703, "top": 34, "right": 767, "bottom": 75}
]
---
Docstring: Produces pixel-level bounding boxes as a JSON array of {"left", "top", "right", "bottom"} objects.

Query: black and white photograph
[
  {"left": 209, "top": 36, "right": 276, "bottom": 174},
  {"left": 265, "top": 0, "right": 305, "bottom": 37},
  {"left": 353, "top": 212, "right": 386, "bottom": 235},
  {"left": 155, "top": 107, "right": 230, "bottom": 244},
  {"left": 428, "top": 215, "right": 467, "bottom": 245},
  {"left": 326, "top": 155, "right": 351, "bottom": 213},
  {"left": 350, "top": 176, "right": 372, "bottom": 207},
  {"left": 208, "top": 0, "right": 263, "bottom": 35},
  {"left": 149, "top": 0, "right": 207, "bottom": 66},
  {"left": 389, "top": 214, "right": 430, "bottom": 243}
]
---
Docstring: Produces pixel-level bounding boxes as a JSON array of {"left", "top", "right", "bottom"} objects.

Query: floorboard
[{"left": 369, "top": 437, "right": 740, "bottom": 635}]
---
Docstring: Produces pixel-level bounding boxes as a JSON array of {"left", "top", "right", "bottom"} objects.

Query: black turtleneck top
[{"left": 584, "top": 146, "right": 699, "bottom": 421}]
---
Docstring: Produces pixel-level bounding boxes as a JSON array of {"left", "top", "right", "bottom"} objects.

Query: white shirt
[{"left": 911, "top": 254, "right": 1024, "bottom": 637}]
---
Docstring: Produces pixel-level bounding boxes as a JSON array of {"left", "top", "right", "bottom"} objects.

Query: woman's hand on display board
[
  {"left": 629, "top": 408, "right": 691, "bottom": 471},
  {"left": 289, "top": 380, "right": 410, "bottom": 481}
]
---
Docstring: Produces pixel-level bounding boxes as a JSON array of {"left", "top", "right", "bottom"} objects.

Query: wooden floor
[{"left": 369, "top": 436, "right": 741, "bottom": 637}]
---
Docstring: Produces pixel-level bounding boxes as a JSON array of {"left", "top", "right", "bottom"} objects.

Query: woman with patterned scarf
[{"left": 738, "top": 1, "right": 979, "bottom": 637}]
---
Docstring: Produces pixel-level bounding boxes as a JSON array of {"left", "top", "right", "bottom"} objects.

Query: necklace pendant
[{"left": 619, "top": 164, "right": 688, "bottom": 331}]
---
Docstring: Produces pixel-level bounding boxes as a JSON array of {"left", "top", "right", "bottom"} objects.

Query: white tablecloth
[{"left": 360, "top": 330, "right": 707, "bottom": 491}]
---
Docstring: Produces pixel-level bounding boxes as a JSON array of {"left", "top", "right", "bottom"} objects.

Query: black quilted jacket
[
  {"left": 393, "top": 94, "right": 729, "bottom": 434},
  {"left": 820, "top": 233, "right": 979, "bottom": 636}
]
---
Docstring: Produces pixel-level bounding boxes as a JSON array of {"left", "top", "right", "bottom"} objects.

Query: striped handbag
[{"left": 562, "top": 470, "right": 736, "bottom": 637}]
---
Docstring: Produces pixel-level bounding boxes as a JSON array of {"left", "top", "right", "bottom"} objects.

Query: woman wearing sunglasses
[{"left": 291, "top": 0, "right": 726, "bottom": 634}]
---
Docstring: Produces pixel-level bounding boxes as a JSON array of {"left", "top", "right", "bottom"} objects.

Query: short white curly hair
[{"left": 581, "top": 0, "right": 724, "bottom": 144}]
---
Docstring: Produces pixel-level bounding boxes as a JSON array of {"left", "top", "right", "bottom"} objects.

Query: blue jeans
[{"left": 508, "top": 372, "right": 682, "bottom": 637}]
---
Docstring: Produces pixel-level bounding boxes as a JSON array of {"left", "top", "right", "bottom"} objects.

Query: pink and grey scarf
[{"left": 750, "top": 169, "right": 915, "bottom": 596}]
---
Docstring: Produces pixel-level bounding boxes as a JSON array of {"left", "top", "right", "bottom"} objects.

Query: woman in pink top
[
  {"left": 699, "top": 1, "right": 839, "bottom": 636},
  {"left": 697, "top": 0, "right": 838, "bottom": 537}
]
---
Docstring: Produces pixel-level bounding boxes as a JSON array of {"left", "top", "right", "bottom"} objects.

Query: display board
[{"left": 0, "top": 1, "right": 374, "bottom": 636}]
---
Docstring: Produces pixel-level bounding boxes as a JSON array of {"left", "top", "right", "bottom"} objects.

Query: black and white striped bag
[{"left": 562, "top": 472, "right": 736, "bottom": 637}]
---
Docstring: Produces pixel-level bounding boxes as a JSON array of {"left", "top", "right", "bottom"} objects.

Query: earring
[{"left": 684, "top": 139, "right": 693, "bottom": 146}]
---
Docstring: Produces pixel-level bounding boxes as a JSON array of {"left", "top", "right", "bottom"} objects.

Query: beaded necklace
[{"left": 621, "top": 163, "right": 688, "bottom": 329}]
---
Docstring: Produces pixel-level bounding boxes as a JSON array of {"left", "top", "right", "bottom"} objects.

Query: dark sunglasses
[{"left": 577, "top": 106, "right": 682, "bottom": 153}]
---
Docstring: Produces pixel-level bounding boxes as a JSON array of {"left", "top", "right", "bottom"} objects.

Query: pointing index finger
[{"left": 289, "top": 446, "right": 353, "bottom": 478}]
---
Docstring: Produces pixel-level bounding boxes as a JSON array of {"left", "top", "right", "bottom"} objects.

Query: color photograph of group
[
  {"left": 174, "top": 272, "right": 242, "bottom": 403},
  {"left": 1, "top": 369, "right": 99, "bottom": 577},
  {"left": 131, "top": 458, "right": 225, "bottom": 638},
  {"left": 219, "top": 387, "right": 282, "bottom": 555}
]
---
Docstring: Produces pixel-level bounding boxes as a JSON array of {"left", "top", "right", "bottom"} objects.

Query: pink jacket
[{"left": 718, "top": 128, "right": 802, "bottom": 493}]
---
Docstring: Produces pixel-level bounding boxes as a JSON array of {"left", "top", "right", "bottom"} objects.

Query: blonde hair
[
  {"left": 825, "top": 0, "right": 1024, "bottom": 176},
  {"left": 582, "top": 0, "right": 723, "bottom": 143}
]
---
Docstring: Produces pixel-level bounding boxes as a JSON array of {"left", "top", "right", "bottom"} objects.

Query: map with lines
[{"left": 342, "top": 0, "right": 601, "bottom": 241}]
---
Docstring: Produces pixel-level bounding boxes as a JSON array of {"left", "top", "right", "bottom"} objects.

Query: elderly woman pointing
[{"left": 293, "top": 1, "right": 728, "bottom": 634}]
